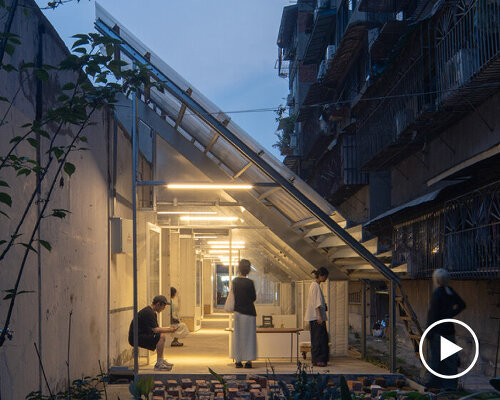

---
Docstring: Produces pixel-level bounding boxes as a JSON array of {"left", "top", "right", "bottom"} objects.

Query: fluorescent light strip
[
  {"left": 209, "top": 245, "right": 245, "bottom": 249},
  {"left": 167, "top": 183, "right": 252, "bottom": 190},
  {"left": 207, "top": 241, "right": 245, "bottom": 245},
  {"left": 195, "top": 236, "right": 218, "bottom": 239},
  {"left": 208, "top": 250, "right": 240, "bottom": 254},
  {"left": 157, "top": 211, "right": 217, "bottom": 215},
  {"left": 180, "top": 216, "right": 239, "bottom": 222}
]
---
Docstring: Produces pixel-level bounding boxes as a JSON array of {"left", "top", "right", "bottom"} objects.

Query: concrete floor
[{"left": 137, "top": 325, "right": 391, "bottom": 375}]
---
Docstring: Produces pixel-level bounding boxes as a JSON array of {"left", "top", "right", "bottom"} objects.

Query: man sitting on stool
[
  {"left": 128, "top": 295, "right": 179, "bottom": 370},
  {"left": 170, "top": 287, "right": 189, "bottom": 346}
]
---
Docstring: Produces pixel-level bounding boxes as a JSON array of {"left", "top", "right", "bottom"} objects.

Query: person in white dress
[{"left": 305, "top": 267, "right": 329, "bottom": 366}]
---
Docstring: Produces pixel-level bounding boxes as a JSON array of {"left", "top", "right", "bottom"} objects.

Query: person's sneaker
[
  {"left": 154, "top": 359, "right": 173, "bottom": 370},
  {"left": 244, "top": 361, "right": 252, "bottom": 369},
  {"left": 235, "top": 362, "right": 243, "bottom": 368},
  {"left": 171, "top": 339, "right": 184, "bottom": 347}
]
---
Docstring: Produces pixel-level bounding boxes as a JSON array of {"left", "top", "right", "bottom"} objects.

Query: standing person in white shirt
[{"left": 305, "top": 267, "right": 329, "bottom": 367}]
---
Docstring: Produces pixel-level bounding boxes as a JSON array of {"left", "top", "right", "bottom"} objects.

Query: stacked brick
[{"left": 148, "top": 375, "right": 413, "bottom": 399}]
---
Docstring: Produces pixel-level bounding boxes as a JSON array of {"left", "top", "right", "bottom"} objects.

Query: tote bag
[{"left": 224, "top": 287, "right": 235, "bottom": 313}]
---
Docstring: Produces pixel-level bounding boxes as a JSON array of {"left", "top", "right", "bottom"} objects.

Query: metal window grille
[{"left": 393, "top": 180, "right": 500, "bottom": 279}]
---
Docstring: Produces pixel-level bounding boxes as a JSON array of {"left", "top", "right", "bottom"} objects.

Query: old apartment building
[{"left": 277, "top": 0, "right": 500, "bottom": 377}]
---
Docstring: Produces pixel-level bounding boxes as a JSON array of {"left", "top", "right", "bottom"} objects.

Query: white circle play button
[
  {"left": 440, "top": 336, "right": 462, "bottom": 362},
  {"left": 419, "top": 318, "right": 479, "bottom": 379}
]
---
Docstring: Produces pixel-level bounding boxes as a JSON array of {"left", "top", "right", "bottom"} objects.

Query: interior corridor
[{"left": 137, "top": 313, "right": 391, "bottom": 375}]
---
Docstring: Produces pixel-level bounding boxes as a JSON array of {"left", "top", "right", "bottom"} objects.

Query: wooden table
[{"left": 227, "top": 327, "right": 303, "bottom": 362}]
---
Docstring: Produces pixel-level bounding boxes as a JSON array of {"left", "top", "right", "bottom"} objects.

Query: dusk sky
[{"left": 36, "top": 0, "right": 293, "bottom": 159}]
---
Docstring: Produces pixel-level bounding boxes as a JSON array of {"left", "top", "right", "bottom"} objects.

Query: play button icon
[
  {"left": 419, "top": 318, "right": 479, "bottom": 379},
  {"left": 440, "top": 336, "right": 462, "bottom": 361}
]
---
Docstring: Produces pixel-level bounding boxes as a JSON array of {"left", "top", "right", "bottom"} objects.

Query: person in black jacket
[
  {"left": 231, "top": 259, "right": 257, "bottom": 368},
  {"left": 426, "top": 269, "right": 466, "bottom": 390},
  {"left": 128, "top": 295, "right": 179, "bottom": 370}
]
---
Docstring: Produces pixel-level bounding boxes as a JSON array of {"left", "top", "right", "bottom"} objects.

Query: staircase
[
  {"left": 200, "top": 313, "right": 229, "bottom": 330},
  {"left": 298, "top": 214, "right": 423, "bottom": 361}
]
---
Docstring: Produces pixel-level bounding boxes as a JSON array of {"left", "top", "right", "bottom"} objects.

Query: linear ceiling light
[
  {"left": 167, "top": 183, "right": 252, "bottom": 190},
  {"left": 157, "top": 211, "right": 217, "bottom": 215},
  {"left": 208, "top": 249, "right": 240, "bottom": 254},
  {"left": 207, "top": 241, "right": 245, "bottom": 245},
  {"left": 195, "top": 236, "right": 218, "bottom": 239},
  {"left": 210, "top": 246, "right": 245, "bottom": 251},
  {"left": 180, "top": 216, "right": 239, "bottom": 222}
]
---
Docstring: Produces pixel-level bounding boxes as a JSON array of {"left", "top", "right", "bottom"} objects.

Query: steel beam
[{"left": 361, "top": 280, "right": 367, "bottom": 359}]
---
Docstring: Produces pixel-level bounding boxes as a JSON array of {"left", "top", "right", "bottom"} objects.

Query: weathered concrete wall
[
  {"left": 0, "top": 1, "right": 109, "bottom": 398},
  {"left": 108, "top": 119, "right": 155, "bottom": 366}
]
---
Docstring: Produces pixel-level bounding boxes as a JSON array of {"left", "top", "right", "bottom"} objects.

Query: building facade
[{"left": 277, "top": 0, "right": 500, "bottom": 378}]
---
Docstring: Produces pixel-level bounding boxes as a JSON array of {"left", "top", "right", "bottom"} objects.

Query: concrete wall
[{"left": 0, "top": 1, "right": 109, "bottom": 398}]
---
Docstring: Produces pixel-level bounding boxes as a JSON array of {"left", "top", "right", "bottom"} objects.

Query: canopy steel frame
[{"left": 95, "top": 17, "right": 398, "bottom": 280}]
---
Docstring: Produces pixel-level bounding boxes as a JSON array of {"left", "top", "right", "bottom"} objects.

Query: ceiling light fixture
[
  {"left": 180, "top": 216, "right": 239, "bottom": 222},
  {"left": 207, "top": 241, "right": 245, "bottom": 245},
  {"left": 157, "top": 211, "right": 217, "bottom": 215},
  {"left": 167, "top": 183, "right": 252, "bottom": 190},
  {"left": 209, "top": 245, "right": 245, "bottom": 249}
]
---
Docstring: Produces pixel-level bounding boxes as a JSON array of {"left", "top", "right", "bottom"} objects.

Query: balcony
[
  {"left": 323, "top": 2, "right": 392, "bottom": 89},
  {"left": 435, "top": 0, "right": 500, "bottom": 109},
  {"left": 359, "top": 0, "right": 411, "bottom": 13},
  {"left": 369, "top": 20, "right": 407, "bottom": 62},
  {"left": 303, "top": 7, "right": 337, "bottom": 64},
  {"left": 356, "top": 55, "right": 436, "bottom": 171},
  {"left": 309, "top": 134, "right": 368, "bottom": 205}
]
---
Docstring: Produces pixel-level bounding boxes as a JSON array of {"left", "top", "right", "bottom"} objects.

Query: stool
[
  {"left": 299, "top": 341, "right": 332, "bottom": 359},
  {"left": 299, "top": 342, "right": 311, "bottom": 359}
]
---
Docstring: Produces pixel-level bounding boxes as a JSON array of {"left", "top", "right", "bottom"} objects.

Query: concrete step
[
  {"left": 200, "top": 317, "right": 229, "bottom": 330},
  {"left": 203, "top": 312, "right": 230, "bottom": 319}
]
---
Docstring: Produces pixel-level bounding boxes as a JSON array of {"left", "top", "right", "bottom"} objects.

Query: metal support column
[
  {"left": 361, "top": 281, "right": 367, "bottom": 359},
  {"left": 132, "top": 89, "right": 139, "bottom": 375},
  {"left": 389, "top": 280, "right": 396, "bottom": 373}
]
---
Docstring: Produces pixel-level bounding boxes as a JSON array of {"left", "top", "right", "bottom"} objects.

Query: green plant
[
  {"left": 128, "top": 375, "right": 154, "bottom": 400},
  {"left": 208, "top": 367, "right": 228, "bottom": 400},
  {"left": 25, "top": 374, "right": 108, "bottom": 399},
  {"left": 0, "top": 24, "right": 160, "bottom": 348},
  {"left": 273, "top": 105, "right": 296, "bottom": 155}
]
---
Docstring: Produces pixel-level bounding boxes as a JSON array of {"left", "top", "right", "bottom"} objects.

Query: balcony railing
[
  {"left": 443, "top": 181, "right": 500, "bottom": 278},
  {"left": 393, "top": 180, "right": 500, "bottom": 279},
  {"left": 357, "top": 55, "right": 434, "bottom": 170},
  {"left": 436, "top": 0, "right": 500, "bottom": 105}
]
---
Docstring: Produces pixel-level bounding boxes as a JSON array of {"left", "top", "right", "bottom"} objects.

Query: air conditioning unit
[
  {"left": 326, "top": 45, "right": 337, "bottom": 62},
  {"left": 287, "top": 93, "right": 295, "bottom": 107},
  {"left": 317, "top": 60, "right": 327, "bottom": 82},
  {"left": 317, "top": 0, "right": 330, "bottom": 9}
]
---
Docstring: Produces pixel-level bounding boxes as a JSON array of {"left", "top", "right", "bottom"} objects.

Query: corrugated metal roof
[{"left": 96, "top": 3, "right": 407, "bottom": 282}]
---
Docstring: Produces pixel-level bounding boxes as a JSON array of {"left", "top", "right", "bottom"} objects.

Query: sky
[{"left": 36, "top": 0, "right": 293, "bottom": 159}]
